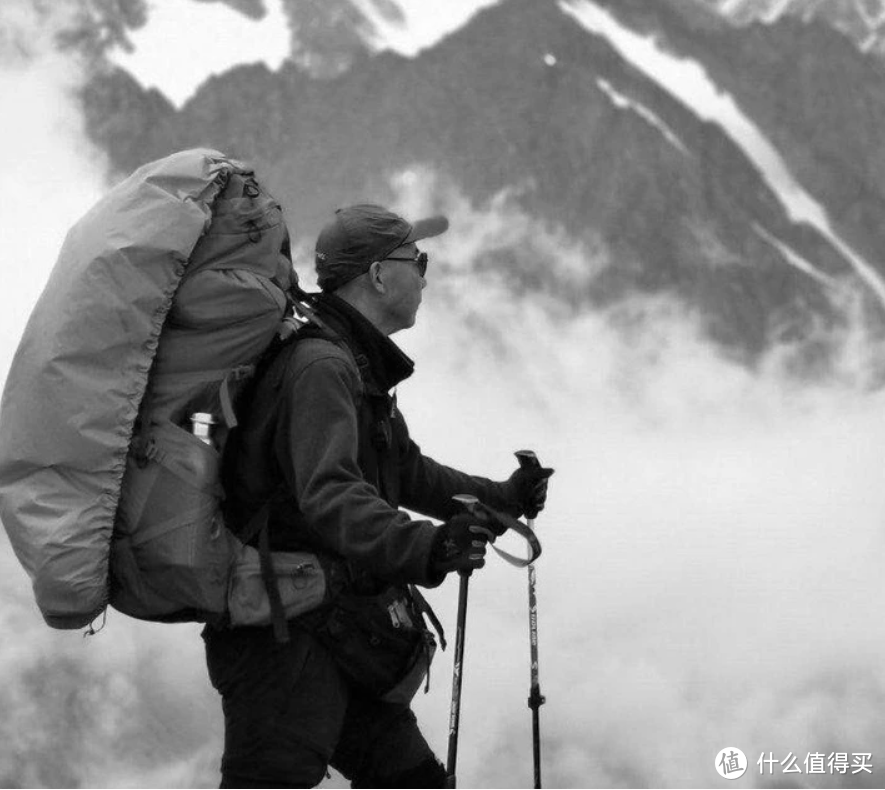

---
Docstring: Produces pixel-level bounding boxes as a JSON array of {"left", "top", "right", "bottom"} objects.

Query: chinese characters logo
[
  {"left": 715, "top": 747, "right": 747, "bottom": 779},
  {"left": 757, "top": 751, "right": 872, "bottom": 776}
]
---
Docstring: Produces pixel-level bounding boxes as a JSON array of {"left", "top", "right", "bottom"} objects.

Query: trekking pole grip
[
  {"left": 515, "top": 449, "right": 542, "bottom": 526},
  {"left": 515, "top": 449, "right": 540, "bottom": 472},
  {"left": 452, "top": 493, "right": 481, "bottom": 578},
  {"left": 453, "top": 493, "right": 481, "bottom": 511}
]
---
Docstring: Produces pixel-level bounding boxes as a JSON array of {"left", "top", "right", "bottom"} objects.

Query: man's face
[{"left": 378, "top": 242, "right": 427, "bottom": 332}]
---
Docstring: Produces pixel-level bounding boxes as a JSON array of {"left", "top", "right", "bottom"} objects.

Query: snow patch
[
  {"left": 108, "top": 0, "right": 290, "bottom": 108},
  {"left": 561, "top": 0, "right": 885, "bottom": 311},
  {"left": 109, "top": 0, "right": 505, "bottom": 108},
  {"left": 752, "top": 223, "right": 841, "bottom": 290},
  {"left": 595, "top": 77, "right": 688, "bottom": 155}
]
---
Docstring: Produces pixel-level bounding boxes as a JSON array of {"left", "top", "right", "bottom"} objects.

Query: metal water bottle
[{"left": 190, "top": 412, "right": 217, "bottom": 446}]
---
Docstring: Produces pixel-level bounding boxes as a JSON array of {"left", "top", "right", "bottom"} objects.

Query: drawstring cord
[{"left": 83, "top": 609, "right": 107, "bottom": 637}]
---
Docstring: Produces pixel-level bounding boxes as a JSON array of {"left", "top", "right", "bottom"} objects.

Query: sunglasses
[{"left": 385, "top": 250, "right": 428, "bottom": 277}]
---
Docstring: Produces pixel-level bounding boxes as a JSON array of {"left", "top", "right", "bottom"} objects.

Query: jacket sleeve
[
  {"left": 274, "top": 349, "right": 443, "bottom": 587},
  {"left": 393, "top": 409, "right": 520, "bottom": 521}
]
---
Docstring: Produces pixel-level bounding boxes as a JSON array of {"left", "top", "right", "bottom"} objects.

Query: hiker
[{"left": 203, "top": 203, "right": 553, "bottom": 788}]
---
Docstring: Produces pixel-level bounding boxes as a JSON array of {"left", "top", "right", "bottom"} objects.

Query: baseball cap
[{"left": 315, "top": 203, "right": 449, "bottom": 291}]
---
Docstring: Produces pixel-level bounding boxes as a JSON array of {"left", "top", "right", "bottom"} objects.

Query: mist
[
  {"left": 390, "top": 174, "right": 885, "bottom": 787},
  {"left": 2, "top": 4, "right": 885, "bottom": 789}
]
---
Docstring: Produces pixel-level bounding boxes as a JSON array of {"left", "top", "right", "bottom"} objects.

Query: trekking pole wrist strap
[{"left": 475, "top": 503, "right": 542, "bottom": 568}]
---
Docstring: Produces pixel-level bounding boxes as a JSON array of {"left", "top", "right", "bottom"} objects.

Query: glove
[
  {"left": 507, "top": 464, "right": 554, "bottom": 519},
  {"left": 430, "top": 513, "right": 497, "bottom": 576}
]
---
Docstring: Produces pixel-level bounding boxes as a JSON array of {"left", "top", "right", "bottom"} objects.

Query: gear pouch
[
  {"left": 301, "top": 585, "right": 436, "bottom": 704},
  {"left": 228, "top": 546, "right": 328, "bottom": 626}
]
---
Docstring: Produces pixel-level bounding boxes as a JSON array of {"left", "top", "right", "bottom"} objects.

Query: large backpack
[{"left": 0, "top": 148, "right": 310, "bottom": 629}]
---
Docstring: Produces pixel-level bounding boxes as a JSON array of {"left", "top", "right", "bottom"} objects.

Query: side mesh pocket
[{"left": 111, "top": 419, "right": 233, "bottom": 621}]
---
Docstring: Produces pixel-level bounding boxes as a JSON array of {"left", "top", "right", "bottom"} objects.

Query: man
[{"left": 204, "top": 204, "right": 553, "bottom": 788}]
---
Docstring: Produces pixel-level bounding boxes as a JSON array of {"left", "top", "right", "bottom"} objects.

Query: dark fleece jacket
[{"left": 228, "top": 293, "right": 518, "bottom": 589}]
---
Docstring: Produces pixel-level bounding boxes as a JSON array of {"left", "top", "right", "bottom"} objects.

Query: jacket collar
[{"left": 314, "top": 293, "right": 415, "bottom": 392}]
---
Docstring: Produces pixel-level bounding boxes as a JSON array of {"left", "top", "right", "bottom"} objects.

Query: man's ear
[{"left": 367, "top": 261, "right": 386, "bottom": 293}]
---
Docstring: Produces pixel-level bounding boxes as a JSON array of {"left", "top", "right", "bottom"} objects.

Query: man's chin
[{"left": 388, "top": 306, "right": 420, "bottom": 334}]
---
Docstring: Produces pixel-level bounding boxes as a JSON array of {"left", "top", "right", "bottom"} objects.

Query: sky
[{"left": 2, "top": 0, "right": 885, "bottom": 787}]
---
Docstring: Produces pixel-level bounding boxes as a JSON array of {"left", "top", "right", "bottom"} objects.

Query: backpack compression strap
[{"left": 237, "top": 498, "right": 291, "bottom": 644}]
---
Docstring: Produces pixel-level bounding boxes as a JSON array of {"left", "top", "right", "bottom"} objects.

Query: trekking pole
[
  {"left": 515, "top": 450, "right": 546, "bottom": 789},
  {"left": 446, "top": 494, "right": 480, "bottom": 789}
]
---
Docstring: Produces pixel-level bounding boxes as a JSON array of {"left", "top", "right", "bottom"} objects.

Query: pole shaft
[
  {"left": 526, "top": 524, "right": 545, "bottom": 789},
  {"left": 532, "top": 709, "right": 542, "bottom": 789},
  {"left": 446, "top": 571, "right": 470, "bottom": 788}
]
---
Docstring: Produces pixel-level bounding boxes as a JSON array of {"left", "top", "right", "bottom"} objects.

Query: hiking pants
[{"left": 203, "top": 624, "right": 446, "bottom": 788}]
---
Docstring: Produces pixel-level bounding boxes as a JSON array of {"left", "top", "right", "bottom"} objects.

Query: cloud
[{"left": 0, "top": 14, "right": 106, "bottom": 392}]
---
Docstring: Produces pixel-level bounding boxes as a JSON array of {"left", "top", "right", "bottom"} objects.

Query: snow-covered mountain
[{"left": 80, "top": 0, "right": 885, "bottom": 379}]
